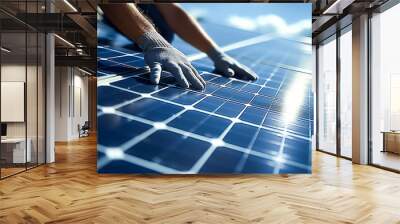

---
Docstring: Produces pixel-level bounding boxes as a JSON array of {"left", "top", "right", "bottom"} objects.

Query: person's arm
[
  {"left": 157, "top": 3, "right": 258, "bottom": 80},
  {"left": 155, "top": 4, "right": 217, "bottom": 53},
  {"left": 100, "top": 3, "right": 154, "bottom": 45},
  {"left": 100, "top": 4, "right": 205, "bottom": 90}
]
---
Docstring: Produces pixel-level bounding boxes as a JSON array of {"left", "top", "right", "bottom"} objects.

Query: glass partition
[
  {"left": 0, "top": 1, "right": 46, "bottom": 179},
  {"left": 27, "top": 31, "right": 38, "bottom": 169},
  {"left": 317, "top": 35, "right": 337, "bottom": 154},
  {"left": 0, "top": 30, "right": 28, "bottom": 178},
  {"left": 38, "top": 32, "right": 45, "bottom": 165},
  {"left": 339, "top": 27, "right": 352, "bottom": 158}
]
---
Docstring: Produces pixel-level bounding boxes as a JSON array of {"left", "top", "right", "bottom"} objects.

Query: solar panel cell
[
  {"left": 223, "top": 123, "right": 258, "bottom": 148},
  {"left": 98, "top": 86, "right": 140, "bottom": 107},
  {"left": 194, "top": 96, "right": 226, "bottom": 112},
  {"left": 199, "top": 147, "right": 244, "bottom": 173},
  {"left": 252, "top": 129, "right": 283, "bottom": 155},
  {"left": 151, "top": 87, "right": 204, "bottom": 105},
  {"left": 168, "top": 110, "right": 232, "bottom": 138},
  {"left": 98, "top": 159, "right": 159, "bottom": 174},
  {"left": 126, "top": 130, "right": 211, "bottom": 172},
  {"left": 214, "top": 101, "right": 245, "bottom": 117},
  {"left": 98, "top": 114, "right": 152, "bottom": 147},
  {"left": 240, "top": 84, "right": 262, "bottom": 93},
  {"left": 112, "top": 76, "right": 167, "bottom": 93},
  {"left": 118, "top": 98, "right": 184, "bottom": 122},
  {"left": 239, "top": 107, "right": 268, "bottom": 125},
  {"left": 250, "top": 95, "right": 273, "bottom": 108}
]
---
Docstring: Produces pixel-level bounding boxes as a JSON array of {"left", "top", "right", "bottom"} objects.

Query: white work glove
[
  {"left": 207, "top": 48, "right": 258, "bottom": 81},
  {"left": 138, "top": 30, "right": 205, "bottom": 90}
]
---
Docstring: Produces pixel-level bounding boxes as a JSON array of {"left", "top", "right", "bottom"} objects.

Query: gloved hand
[
  {"left": 207, "top": 48, "right": 258, "bottom": 81},
  {"left": 138, "top": 30, "right": 205, "bottom": 90}
]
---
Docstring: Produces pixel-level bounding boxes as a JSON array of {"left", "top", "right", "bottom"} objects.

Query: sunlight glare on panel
[{"left": 282, "top": 74, "right": 309, "bottom": 124}]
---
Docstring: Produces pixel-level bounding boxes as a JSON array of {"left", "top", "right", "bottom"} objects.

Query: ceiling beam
[
  {"left": 323, "top": 0, "right": 356, "bottom": 14},
  {"left": 55, "top": 55, "right": 96, "bottom": 71}
]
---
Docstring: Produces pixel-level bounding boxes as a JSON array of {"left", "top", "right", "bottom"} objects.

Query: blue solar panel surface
[{"left": 97, "top": 13, "right": 313, "bottom": 174}]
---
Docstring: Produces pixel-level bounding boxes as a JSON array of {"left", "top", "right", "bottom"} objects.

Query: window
[
  {"left": 317, "top": 35, "right": 337, "bottom": 154},
  {"left": 339, "top": 27, "right": 352, "bottom": 158},
  {"left": 370, "top": 3, "right": 400, "bottom": 171}
]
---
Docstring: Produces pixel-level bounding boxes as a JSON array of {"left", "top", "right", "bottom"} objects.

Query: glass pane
[
  {"left": 317, "top": 36, "right": 337, "bottom": 154},
  {"left": 1, "top": 30, "right": 27, "bottom": 177},
  {"left": 26, "top": 0, "right": 40, "bottom": 169},
  {"left": 371, "top": 4, "right": 400, "bottom": 171},
  {"left": 27, "top": 31, "right": 38, "bottom": 169},
  {"left": 339, "top": 29, "right": 352, "bottom": 158},
  {"left": 1, "top": 0, "right": 46, "bottom": 178},
  {"left": 38, "top": 33, "right": 45, "bottom": 165}
]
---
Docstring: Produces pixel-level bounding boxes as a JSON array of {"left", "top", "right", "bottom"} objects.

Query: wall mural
[{"left": 97, "top": 3, "right": 313, "bottom": 174}]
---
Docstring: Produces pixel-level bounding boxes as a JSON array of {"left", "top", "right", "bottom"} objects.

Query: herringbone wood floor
[{"left": 1, "top": 135, "right": 400, "bottom": 224}]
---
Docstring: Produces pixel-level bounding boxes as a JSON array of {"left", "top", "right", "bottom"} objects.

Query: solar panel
[{"left": 97, "top": 6, "right": 313, "bottom": 174}]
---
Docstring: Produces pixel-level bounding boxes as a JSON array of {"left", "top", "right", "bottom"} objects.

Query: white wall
[
  {"left": 55, "top": 66, "right": 70, "bottom": 141},
  {"left": 55, "top": 67, "right": 89, "bottom": 141},
  {"left": 1, "top": 65, "right": 26, "bottom": 141},
  {"left": 73, "top": 73, "right": 89, "bottom": 137},
  {"left": 1, "top": 82, "right": 25, "bottom": 122},
  {"left": 1, "top": 65, "right": 29, "bottom": 138}
]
